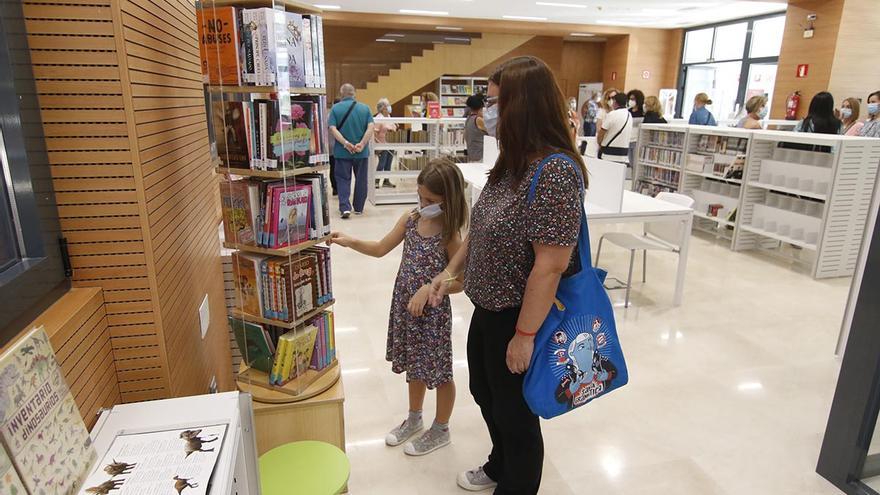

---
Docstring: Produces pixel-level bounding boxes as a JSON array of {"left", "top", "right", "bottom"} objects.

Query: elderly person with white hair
[
  {"left": 374, "top": 97, "right": 397, "bottom": 188},
  {"left": 329, "top": 83, "right": 374, "bottom": 218}
]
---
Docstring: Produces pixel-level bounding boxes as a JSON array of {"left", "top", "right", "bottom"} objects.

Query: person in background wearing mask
[
  {"left": 839, "top": 97, "right": 863, "bottom": 136},
  {"left": 464, "top": 95, "right": 487, "bottom": 162},
  {"left": 597, "top": 93, "right": 632, "bottom": 164},
  {"left": 737, "top": 95, "right": 767, "bottom": 129},
  {"left": 860, "top": 90, "right": 880, "bottom": 138},
  {"left": 795, "top": 92, "right": 841, "bottom": 134},
  {"left": 567, "top": 97, "right": 580, "bottom": 138},
  {"left": 374, "top": 97, "right": 397, "bottom": 188},
  {"left": 643, "top": 96, "right": 667, "bottom": 124},
  {"left": 689, "top": 93, "right": 717, "bottom": 126},
  {"left": 596, "top": 88, "right": 619, "bottom": 134},
  {"left": 627, "top": 89, "right": 645, "bottom": 118},
  {"left": 581, "top": 92, "right": 599, "bottom": 138}
]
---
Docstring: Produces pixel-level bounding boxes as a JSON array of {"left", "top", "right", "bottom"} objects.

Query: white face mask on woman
[
  {"left": 483, "top": 104, "right": 499, "bottom": 137},
  {"left": 840, "top": 107, "right": 853, "bottom": 119}
]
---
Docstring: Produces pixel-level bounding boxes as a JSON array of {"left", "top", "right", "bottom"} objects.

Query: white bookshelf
[
  {"left": 680, "top": 126, "right": 752, "bottom": 247},
  {"left": 369, "top": 117, "right": 467, "bottom": 205},
  {"left": 733, "top": 131, "right": 880, "bottom": 278},
  {"left": 634, "top": 123, "right": 689, "bottom": 196},
  {"left": 438, "top": 76, "right": 488, "bottom": 118}
]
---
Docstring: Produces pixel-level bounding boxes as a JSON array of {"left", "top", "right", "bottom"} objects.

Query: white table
[{"left": 457, "top": 163, "right": 694, "bottom": 306}]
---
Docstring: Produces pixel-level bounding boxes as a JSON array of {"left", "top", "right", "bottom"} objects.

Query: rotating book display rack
[{"left": 198, "top": 0, "right": 339, "bottom": 401}]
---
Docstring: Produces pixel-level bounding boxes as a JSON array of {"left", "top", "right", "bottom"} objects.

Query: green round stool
[{"left": 259, "top": 441, "right": 350, "bottom": 495}]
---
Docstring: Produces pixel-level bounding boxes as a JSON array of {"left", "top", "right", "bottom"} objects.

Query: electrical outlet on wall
[{"left": 199, "top": 294, "right": 210, "bottom": 339}]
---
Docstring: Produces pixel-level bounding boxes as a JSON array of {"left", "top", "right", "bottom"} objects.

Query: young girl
[{"left": 328, "top": 157, "right": 468, "bottom": 456}]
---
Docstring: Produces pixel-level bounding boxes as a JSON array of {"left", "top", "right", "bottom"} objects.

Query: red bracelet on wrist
[{"left": 516, "top": 326, "right": 537, "bottom": 337}]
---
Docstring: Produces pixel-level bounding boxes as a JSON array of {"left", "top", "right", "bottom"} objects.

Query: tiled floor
[{"left": 330, "top": 204, "right": 849, "bottom": 494}]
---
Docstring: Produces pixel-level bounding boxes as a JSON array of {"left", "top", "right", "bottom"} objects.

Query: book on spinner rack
[{"left": 197, "top": 6, "right": 241, "bottom": 85}]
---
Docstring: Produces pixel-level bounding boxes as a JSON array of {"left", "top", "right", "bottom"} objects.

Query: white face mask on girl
[
  {"left": 418, "top": 202, "right": 443, "bottom": 219},
  {"left": 840, "top": 107, "right": 853, "bottom": 119},
  {"left": 868, "top": 103, "right": 880, "bottom": 116}
]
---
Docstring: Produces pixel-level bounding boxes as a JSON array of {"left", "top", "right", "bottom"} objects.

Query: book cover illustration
[
  {"left": 196, "top": 7, "right": 241, "bottom": 85},
  {"left": 285, "top": 13, "right": 306, "bottom": 88},
  {"left": 228, "top": 317, "right": 273, "bottom": 373},
  {"left": 231, "top": 252, "right": 266, "bottom": 316},
  {"left": 288, "top": 256, "right": 317, "bottom": 319},
  {"left": 220, "top": 180, "right": 256, "bottom": 245},
  {"left": 274, "top": 185, "right": 311, "bottom": 248},
  {"left": 0, "top": 327, "right": 96, "bottom": 495},
  {"left": 0, "top": 445, "right": 26, "bottom": 495},
  {"left": 77, "top": 424, "right": 227, "bottom": 495},
  {"left": 212, "top": 100, "right": 250, "bottom": 168},
  {"left": 289, "top": 326, "right": 318, "bottom": 380}
]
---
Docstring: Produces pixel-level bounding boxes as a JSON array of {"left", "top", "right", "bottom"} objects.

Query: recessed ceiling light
[
  {"left": 399, "top": 9, "right": 449, "bottom": 15},
  {"left": 444, "top": 37, "right": 470, "bottom": 42},
  {"left": 570, "top": 32, "right": 595, "bottom": 37},
  {"left": 502, "top": 15, "right": 548, "bottom": 21},
  {"left": 376, "top": 38, "right": 396, "bottom": 42},
  {"left": 436, "top": 26, "right": 463, "bottom": 31},
  {"left": 313, "top": 3, "right": 341, "bottom": 9},
  {"left": 386, "top": 33, "right": 406, "bottom": 37},
  {"left": 536, "top": 1, "right": 586, "bottom": 7}
]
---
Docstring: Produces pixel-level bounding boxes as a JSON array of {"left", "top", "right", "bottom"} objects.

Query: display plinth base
[{"left": 237, "top": 360, "right": 340, "bottom": 404}]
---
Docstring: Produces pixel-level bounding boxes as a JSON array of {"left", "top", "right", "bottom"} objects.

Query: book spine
[
  {"left": 267, "top": 259, "right": 276, "bottom": 319},
  {"left": 270, "top": 336, "right": 287, "bottom": 383},
  {"left": 259, "top": 101, "right": 268, "bottom": 170},
  {"left": 279, "top": 335, "right": 295, "bottom": 383},
  {"left": 274, "top": 259, "right": 283, "bottom": 321},
  {"left": 310, "top": 180, "right": 320, "bottom": 239},
  {"left": 260, "top": 259, "right": 270, "bottom": 318},
  {"left": 240, "top": 10, "right": 255, "bottom": 83},
  {"left": 279, "top": 262, "right": 288, "bottom": 321},
  {"left": 329, "top": 311, "right": 335, "bottom": 362},
  {"left": 248, "top": 10, "right": 264, "bottom": 86},
  {"left": 316, "top": 16, "right": 325, "bottom": 88},
  {"left": 310, "top": 16, "right": 320, "bottom": 89},
  {"left": 301, "top": 16, "right": 313, "bottom": 87},
  {"left": 264, "top": 9, "right": 278, "bottom": 85}
]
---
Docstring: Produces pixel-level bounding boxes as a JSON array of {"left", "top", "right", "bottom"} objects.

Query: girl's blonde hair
[
  {"left": 695, "top": 92, "right": 713, "bottom": 105},
  {"left": 417, "top": 157, "right": 468, "bottom": 242},
  {"left": 843, "top": 97, "right": 861, "bottom": 122},
  {"left": 644, "top": 95, "right": 662, "bottom": 114}
]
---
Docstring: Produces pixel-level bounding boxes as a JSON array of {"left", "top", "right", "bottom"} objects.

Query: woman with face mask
[
  {"left": 839, "top": 98, "right": 863, "bottom": 136},
  {"left": 737, "top": 95, "right": 767, "bottom": 130},
  {"left": 627, "top": 89, "right": 645, "bottom": 118},
  {"left": 567, "top": 97, "right": 580, "bottom": 138},
  {"left": 595, "top": 88, "right": 619, "bottom": 136},
  {"left": 859, "top": 90, "right": 880, "bottom": 138}
]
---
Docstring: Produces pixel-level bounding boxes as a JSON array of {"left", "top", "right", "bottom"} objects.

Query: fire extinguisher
[{"left": 785, "top": 91, "right": 801, "bottom": 120}]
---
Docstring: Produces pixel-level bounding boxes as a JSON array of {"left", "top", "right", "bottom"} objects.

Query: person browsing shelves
[{"left": 596, "top": 92, "right": 633, "bottom": 164}]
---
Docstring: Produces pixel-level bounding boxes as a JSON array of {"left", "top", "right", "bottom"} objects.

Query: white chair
[{"left": 595, "top": 192, "right": 695, "bottom": 307}]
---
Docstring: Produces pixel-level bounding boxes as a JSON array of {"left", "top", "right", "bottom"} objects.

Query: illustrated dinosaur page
[
  {"left": 77, "top": 423, "right": 228, "bottom": 495},
  {"left": 0, "top": 326, "right": 96, "bottom": 495}
]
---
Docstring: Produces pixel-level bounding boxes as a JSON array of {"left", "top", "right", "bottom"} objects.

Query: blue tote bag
[{"left": 522, "top": 153, "right": 629, "bottom": 420}]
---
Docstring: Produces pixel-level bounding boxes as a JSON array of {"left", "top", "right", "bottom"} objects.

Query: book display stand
[{"left": 198, "top": 0, "right": 340, "bottom": 402}]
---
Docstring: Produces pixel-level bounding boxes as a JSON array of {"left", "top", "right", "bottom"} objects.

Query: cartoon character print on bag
[{"left": 552, "top": 315, "right": 619, "bottom": 409}]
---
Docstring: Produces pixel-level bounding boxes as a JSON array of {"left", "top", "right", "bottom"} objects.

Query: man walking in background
[{"left": 329, "top": 83, "right": 373, "bottom": 219}]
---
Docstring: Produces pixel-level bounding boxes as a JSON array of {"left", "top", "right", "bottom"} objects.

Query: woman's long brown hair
[
  {"left": 418, "top": 157, "right": 468, "bottom": 243},
  {"left": 488, "top": 56, "right": 588, "bottom": 188}
]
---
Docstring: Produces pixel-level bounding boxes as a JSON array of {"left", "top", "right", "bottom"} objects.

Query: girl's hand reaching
[
  {"left": 407, "top": 285, "right": 431, "bottom": 317},
  {"left": 327, "top": 232, "right": 353, "bottom": 247}
]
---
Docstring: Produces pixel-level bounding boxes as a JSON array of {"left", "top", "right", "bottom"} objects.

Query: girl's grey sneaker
[
  {"left": 385, "top": 418, "right": 423, "bottom": 447},
  {"left": 457, "top": 466, "right": 497, "bottom": 492},
  {"left": 403, "top": 426, "right": 450, "bottom": 456}
]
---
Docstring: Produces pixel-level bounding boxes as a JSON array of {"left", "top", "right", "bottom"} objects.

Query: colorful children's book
[
  {"left": 289, "top": 100, "right": 314, "bottom": 168},
  {"left": 197, "top": 7, "right": 241, "bottom": 85},
  {"left": 272, "top": 184, "right": 311, "bottom": 248},
  {"left": 228, "top": 317, "right": 274, "bottom": 374},
  {"left": 289, "top": 325, "right": 318, "bottom": 380},
  {"left": 231, "top": 252, "right": 266, "bottom": 316},
  {"left": 0, "top": 327, "right": 96, "bottom": 495},
  {"left": 284, "top": 255, "right": 317, "bottom": 320},
  {"left": 269, "top": 337, "right": 289, "bottom": 384},
  {"left": 220, "top": 180, "right": 256, "bottom": 245}
]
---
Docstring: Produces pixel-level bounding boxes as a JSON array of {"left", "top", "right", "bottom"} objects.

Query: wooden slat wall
[
  {"left": 22, "top": 0, "right": 169, "bottom": 403},
  {"left": 22, "top": 0, "right": 232, "bottom": 405},
  {"left": 5, "top": 288, "right": 120, "bottom": 430},
  {"left": 117, "top": 0, "right": 232, "bottom": 398}
]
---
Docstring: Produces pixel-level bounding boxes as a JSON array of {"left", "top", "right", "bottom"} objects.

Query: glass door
[
  {"left": 745, "top": 63, "right": 778, "bottom": 116},
  {"left": 682, "top": 61, "right": 743, "bottom": 122}
]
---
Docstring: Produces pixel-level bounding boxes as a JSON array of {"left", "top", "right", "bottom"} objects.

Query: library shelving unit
[
  {"left": 634, "top": 123, "right": 689, "bottom": 196},
  {"left": 369, "top": 117, "right": 467, "bottom": 205},
  {"left": 734, "top": 131, "right": 880, "bottom": 278},
  {"left": 438, "top": 76, "right": 488, "bottom": 118},
  {"left": 680, "top": 126, "right": 752, "bottom": 246}
]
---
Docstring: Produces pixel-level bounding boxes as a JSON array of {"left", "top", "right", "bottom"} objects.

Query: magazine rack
[{"left": 198, "top": 0, "right": 340, "bottom": 401}]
